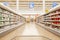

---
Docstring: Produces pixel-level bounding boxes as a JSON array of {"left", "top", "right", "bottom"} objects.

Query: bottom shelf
[
  {"left": 36, "top": 23, "right": 60, "bottom": 37},
  {"left": 0, "top": 22, "right": 25, "bottom": 37}
]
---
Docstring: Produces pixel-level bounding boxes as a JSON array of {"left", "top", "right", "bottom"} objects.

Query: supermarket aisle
[{"left": 0, "top": 22, "right": 60, "bottom": 40}]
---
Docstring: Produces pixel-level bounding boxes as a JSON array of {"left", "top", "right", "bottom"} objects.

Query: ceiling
[{"left": 0, "top": 0, "right": 60, "bottom": 14}]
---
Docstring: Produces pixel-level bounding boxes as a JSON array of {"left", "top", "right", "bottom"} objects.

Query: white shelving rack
[
  {"left": 0, "top": 3, "right": 26, "bottom": 37},
  {"left": 36, "top": 5, "right": 60, "bottom": 37}
]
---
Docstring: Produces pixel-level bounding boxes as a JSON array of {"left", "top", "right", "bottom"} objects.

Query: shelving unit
[
  {"left": 36, "top": 5, "right": 60, "bottom": 37},
  {"left": 0, "top": 3, "right": 26, "bottom": 37}
]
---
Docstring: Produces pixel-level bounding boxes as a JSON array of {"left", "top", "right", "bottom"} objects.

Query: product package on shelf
[
  {"left": 51, "top": 18, "right": 60, "bottom": 20},
  {"left": 0, "top": 13, "right": 3, "bottom": 28},
  {"left": 0, "top": 14, "right": 2, "bottom": 21},
  {"left": 51, "top": 25, "right": 60, "bottom": 29},
  {"left": 10, "top": 22, "right": 14, "bottom": 25},
  {"left": 5, "top": 22, "right": 10, "bottom": 26},
  {"left": 0, "top": 22, "right": 4, "bottom": 28},
  {"left": 53, "top": 22, "right": 59, "bottom": 24},
  {"left": 0, "top": 8, "right": 3, "bottom": 12}
]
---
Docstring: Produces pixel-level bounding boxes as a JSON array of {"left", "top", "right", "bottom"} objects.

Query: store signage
[
  {"left": 29, "top": 2, "right": 34, "bottom": 8},
  {"left": 52, "top": 2, "right": 58, "bottom": 7},
  {"left": 45, "top": 9, "right": 49, "bottom": 13},
  {"left": 3, "top": 2, "right": 9, "bottom": 6}
]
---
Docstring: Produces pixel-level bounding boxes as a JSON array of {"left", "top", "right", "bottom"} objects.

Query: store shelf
[
  {"left": 44, "top": 20, "right": 60, "bottom": 21},
  {"left": 0, "top": 3, "right": 26, "bottom": 37},
  {"left": 0, "top": 22, "right": 25, "bottom": 37},
  {"left": 36, "top": 23, "right": 60, "bottom": 37},
  {"left": 36, "top": 5, "right": 60, "bottom": 37}
]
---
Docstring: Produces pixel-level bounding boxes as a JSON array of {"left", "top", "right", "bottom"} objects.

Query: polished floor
[{"left": 0, "top": 22, "right": 60, "bottom": 40}]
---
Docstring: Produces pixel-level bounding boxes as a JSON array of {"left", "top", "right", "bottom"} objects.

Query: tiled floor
[{"left": 0, "top": 22, "right": 60, "bottom": 40}]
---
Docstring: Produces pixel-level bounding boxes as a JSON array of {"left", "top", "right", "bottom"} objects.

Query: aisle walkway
[
  {"left": 0, "top": 23, "right": 60, "bottom": 40},
  {"left": 22, "top": 22, "right": 39, "bottom": 35}
]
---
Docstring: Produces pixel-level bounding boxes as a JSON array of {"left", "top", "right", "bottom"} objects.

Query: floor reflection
[{"left": 11, "top": 36, "right": 52, "bottom": 40}]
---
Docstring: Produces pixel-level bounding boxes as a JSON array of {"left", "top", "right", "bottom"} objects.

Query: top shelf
[
  {"left": 0, "top": 3, "right": 25, "bottom": 18},
  {"left": 41, "top": 5, "right": 60, "bottom": 16},
  {"left": 49, "top": 5, "right": 60, "bottom": 13},
  {"left": 0, "top": 3, "right": 21, "bottom": 16}
]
